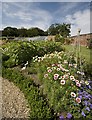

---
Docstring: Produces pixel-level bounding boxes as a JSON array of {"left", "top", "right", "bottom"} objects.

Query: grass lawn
[{"left": 63, "top": 45, "right": 91, "bottom": 63}]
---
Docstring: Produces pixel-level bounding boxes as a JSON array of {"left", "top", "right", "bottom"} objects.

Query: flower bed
[{"left": 33, "top": 51, "right": 92, "bottom": 119}]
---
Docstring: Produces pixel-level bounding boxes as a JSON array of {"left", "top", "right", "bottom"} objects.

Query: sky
[{"left": 0, "top": 0, "right": 92, "bottom": 36}]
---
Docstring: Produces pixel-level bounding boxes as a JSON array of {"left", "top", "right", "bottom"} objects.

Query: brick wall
[
  {"left": 47, "top": 35, "right": 55, "bottom": 41},
  {"left": 71, "top": 33, "right": 92, "bottom": 46}
]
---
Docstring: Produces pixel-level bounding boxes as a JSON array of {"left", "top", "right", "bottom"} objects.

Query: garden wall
[{"left": 71, "top": 33, "right": 92, "bottom": 46}]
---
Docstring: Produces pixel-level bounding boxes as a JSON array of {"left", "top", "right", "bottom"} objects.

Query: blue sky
[{"left": 1, "top": 1, "right": 91, "bottom": 36}]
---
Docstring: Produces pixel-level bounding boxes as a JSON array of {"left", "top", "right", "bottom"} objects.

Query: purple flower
[
  {"left": 85, "top": 107, "right": 90, "bottom": 111},
  {"left": 79, "top": 95, "right": 82, "bottom": 99},
  {"left": 78, "top": 91, "right": 83, "bottom": 95},
  {"left": 88, "top": 85, "right": 91, "bottom": 89},
  {"left": 67, "top": 113, "right": 72, "bottom": 119},
  {"left": 84, "top": 101, "right": 88, "bottom": 106},
  {"left": 59, "top": 115, "right": 64, "bottom": 120},
  {"left": 82, "top": 111, "right": 86, "bottom": 117},
  {"left": 84, "top": 95, "right": 89, "bottom": 99},
  {"left": 90, "top": 104, "right": 92, "bottom": 109}
]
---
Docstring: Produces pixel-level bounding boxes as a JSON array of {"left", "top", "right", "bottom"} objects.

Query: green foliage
[
  {"left": 2, "top": 67, "right": 54, "bottom": 119},
  {"left": 34, "top": 41, "right": 64, "bottom": 56},
  {"left": 87, "top": 39, "right": 92, "bottom": 49},
  {"left": 2, "top": 27, "right": 19, "bottom": 37},
  {"left": 55, "top": 34, "right": 65, "bottom": 43},
  {"left": 2, "top": 27, "right": 47, "bottom": 37},
  {"left": 48, "top": 23, "right": 71, "bottom": 37},
  {"left": 83, "top": 62, "right": 92, "bottom": 79},
  {"left": 2, "top": 41, "right": 64, "bottom": 67}
]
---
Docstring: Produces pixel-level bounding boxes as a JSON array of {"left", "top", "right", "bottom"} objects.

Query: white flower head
[
  {"left": 60, "top": 80, "right": 66, "bottom": 85},
  {"left": 64, "top": 60, "right": 68, "bottom": 64},
  {"left": 54, "top": 74, "right": 59, "bottom": 80},
  {"left": 48, "top": 69, "right": 52, "bottom": 73},
  {"left": 70, "top": 76, "right": 75, "bottom": 81},
  {"left": 64, "top": 69, "right": 69, "bottom": 72},
  {"left": 85, "top": 81, "right": 89, "bottom": 85},
  {"left": 57, "top": 68, "right": 60, "bottom": 71},
  {"left": 47, "top": 67, "right": 50, "bottom": 70},
  {"left": 73, "top": 64, "right": 77, "bottom": 68},
  {"left": 81, "top": 72, "right": 85, "bottom": 76},
  {"left": 44, "top": 74, "right": 48, "bottom": 78},
  {"left": 69, "top": 64, "right": 73, "bottom": 67},
  {"left": 77, "top": 71, "right": 81, "bottom": 74},
  {"left": 71, "top": 92, "right": 76, "bottom": 97}
]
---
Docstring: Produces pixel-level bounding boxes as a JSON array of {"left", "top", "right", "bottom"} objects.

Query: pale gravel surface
[{"left": 2, "top": 77, "right": 30, "bottom": 119}]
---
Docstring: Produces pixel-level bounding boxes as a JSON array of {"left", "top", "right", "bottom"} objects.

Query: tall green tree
[
  {"left": 18, "top": 27, "right": 28, "bottom": 37},
  {"left": 27, "top": 27, "right": 46, "bottom": 37},
  {"left": 47, "top": 23, "right": 71, "bottom": 37},
  {"left": 2, "top": 27, "right": 19, "bottom": 37}
]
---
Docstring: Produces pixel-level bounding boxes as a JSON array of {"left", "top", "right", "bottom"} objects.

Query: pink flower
[
  {"left": 48, "top": 69, "right": 52, "bottom": 73},
  {"left": 76, "top": 82, "right": 81, "bottom": 87},
  {"left": 52, "top": 64, "right": 55, "bottom": 67},
  {"left": 75, "top": 80, "right": 79, "bottom": 83},
  {"left": 44, "top": 74, "right": 48, "bottom": 78},
  {"left": 71, "top": 92, "right": 76, "bottom": 97},
  {"left": 60, "top": 80, "right": 65, "bottom": 85},
  {"left": 76, "top": 97, "right": 81, "bottom": 103},
  {"left": 54, "top": 74, "right": 59, "bottom": 80}
]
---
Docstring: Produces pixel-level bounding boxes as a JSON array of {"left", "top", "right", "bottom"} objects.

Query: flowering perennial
[{"left": 33, "top": 51, "right": 92, "bottom": 119}]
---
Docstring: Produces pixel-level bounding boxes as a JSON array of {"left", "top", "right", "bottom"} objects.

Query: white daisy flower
[
  {"left": 70, "top": 76, "right": 75, "bottom": 81},
  {"left": 85, "top": 81, "right": 89, "bottom": 85},
  {"left": 71, "top": 92, "right": 76, "bottom": 97},
  {"left": 60, "top": 80, "right": 66, "bottom": 85},
  {"left": 57, "top": 68, "right": 60, "bottom": 71}
]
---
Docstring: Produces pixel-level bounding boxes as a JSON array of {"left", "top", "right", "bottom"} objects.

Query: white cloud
[
  {"left": 2, "top": 2, "right": 53, "bottom": 30},
  {"left": 65, "top": 9, "right": 90, "bottom": 36},
  {"left": 0, "top": 2, "right": 2, "bottom": 30}
]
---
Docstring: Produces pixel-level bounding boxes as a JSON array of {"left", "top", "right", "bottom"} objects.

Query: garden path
[{"left": 2, "top": 77, "right": 30, "bottom": 119}]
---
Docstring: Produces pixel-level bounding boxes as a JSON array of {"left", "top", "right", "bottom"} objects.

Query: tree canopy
[
  {"left": 2, "top": 27, "right": 47, "bottom": 37},
  {"left": 2, "top": 23, "right": 71, "bottom": 37},
  {"left": 47, "top": 23, "right": 71, "bottom": 37}
]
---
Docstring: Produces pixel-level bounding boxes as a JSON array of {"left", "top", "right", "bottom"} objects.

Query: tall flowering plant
[{"left": 33, "top": 51, "right": 92, "bottom": 119}]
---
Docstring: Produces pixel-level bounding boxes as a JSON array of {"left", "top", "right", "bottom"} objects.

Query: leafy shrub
[
  {"left": 55, "top": 34, "right": 65, "bottom": 44},
  {"left": 2, "top": 41, "right": 64, "bottom": 68},
  {"left": 34, "top": 41, "right": 64, "bottom": 56}
]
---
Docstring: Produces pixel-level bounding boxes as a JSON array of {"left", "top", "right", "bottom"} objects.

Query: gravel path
[{"left": 1, "top": 77, "right": 30, "bottom": 119}]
